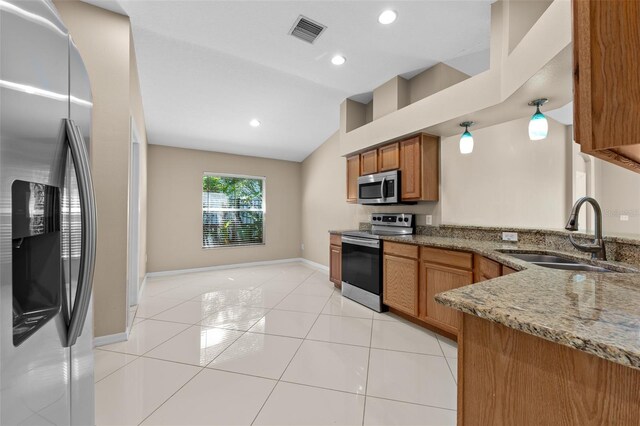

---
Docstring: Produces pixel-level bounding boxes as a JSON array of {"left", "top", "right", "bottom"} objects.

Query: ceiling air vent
[{"left": 289, "top": 15, "right": 326, "bottom": 44}]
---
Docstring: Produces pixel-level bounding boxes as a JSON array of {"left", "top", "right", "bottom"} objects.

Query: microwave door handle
[
  {"left": 380, "top": 177, "right": 386, "bottom": 199},
  {"left": 64, "top": 119, "right": 97, "bottom": 347}
]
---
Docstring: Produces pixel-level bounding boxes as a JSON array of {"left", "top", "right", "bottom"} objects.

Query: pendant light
[
  {"left": 528, "top": 98, "right": 549, "bottom": 140},
  {"left": 459, "top": 121, "right": 475, "bottom": 154}
]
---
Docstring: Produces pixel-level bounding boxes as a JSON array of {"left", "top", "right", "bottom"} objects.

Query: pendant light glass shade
[
  {"left": 459, "top": 121, "right": 474, "bottom": 154},
  {"left": 528, "top": 107, "right": 548, "bottom": 140},
  {"left": 528, "top": 99, "right": 549, "bottom": 141},
  {"left": 460, "top": 130, "right": 474, "bottom": 154}
]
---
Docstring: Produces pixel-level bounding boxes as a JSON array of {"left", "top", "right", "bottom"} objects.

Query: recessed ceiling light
[
  {"left": 331, "top": 55, "right": 346, "bottom": 66},
  {"left": 249, "top": 119, "right": 261, "bottom": 127},
  {"left": 378, "top": 10, "right": 397, "bottom": 25}
]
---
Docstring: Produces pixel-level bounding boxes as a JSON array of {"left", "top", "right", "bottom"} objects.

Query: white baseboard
[
  {"left": 299, "top": 258, "right": 329, "bottom": 272},
  {"left": 94, "top": 330, "right": 129, "bottom": 348},
  {"left": 146, "top": 257, "right": 308, "bottom": 278}
]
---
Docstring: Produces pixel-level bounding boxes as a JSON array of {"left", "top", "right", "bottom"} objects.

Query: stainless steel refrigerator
[{"left": 1, "top": 0, "right": 97, "bottom": 424}]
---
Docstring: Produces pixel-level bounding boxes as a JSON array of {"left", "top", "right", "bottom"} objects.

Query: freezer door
[
  {"left": 68, "top": 39, "right": 95, "bottom": 426},
  {"left": 0, "top": 1, "right": 72, "bottom": 425}
]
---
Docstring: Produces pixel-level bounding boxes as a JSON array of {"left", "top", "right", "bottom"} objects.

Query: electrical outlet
[
  {"left": 620, "top": 215, "right": 630, "bottom": 221},
  {"left": 425, "top": 215, "right": 433, "bottom": 225},
  {"left": 502, "top": 232, "right": 518, "bottom": 242}
]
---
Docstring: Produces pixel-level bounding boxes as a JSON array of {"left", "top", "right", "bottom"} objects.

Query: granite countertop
[{"left": 332, "top": 230, "right": 640, "bottom": 370}]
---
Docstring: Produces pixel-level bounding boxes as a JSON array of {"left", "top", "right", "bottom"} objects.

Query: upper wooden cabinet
[
  {"left": 360, "top": 149, "right": 378, "bottom": 175},
  {"left": 345, "top": 133, "right": 440, "bottom": 203},
  {"left": 399, "top": 134, "right": 439, "bottom": 201},
  {"left": 346, "top": 155, "right": 359, "bottom": 203},
  {"left": 573, "top": 0, "right": 640, "bottom": 173},
  {"left": 378, "top": 142, "right": 400, "bottom": 171}
]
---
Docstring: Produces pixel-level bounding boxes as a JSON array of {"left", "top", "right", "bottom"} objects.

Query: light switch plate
[
  {"left": 620, "top": 215, "right": 630, "bottom": 221},
  {"left": 502, "top": 232, "right": 518, "bottom": 242},
  {"left": 425, "top": 215, "right": 433, "bottom": 225}
]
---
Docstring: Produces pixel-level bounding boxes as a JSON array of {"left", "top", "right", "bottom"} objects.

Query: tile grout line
[
  {"left": 436, "top": 335, "right": 458, "bottom": 384},
  {"left": 105, "top": 266, "right": 459, "bottom": 424},
  {"left": 136, "top": 267, "right": 319, "bottom": 426},
  {"left": 249, "top": 284, "right": 331, "bottom": 425},
  {"left": 361, "top": 313, "right": 375, "bottom": 425},
  {"left": 134, "top": 267, "right": 311, "bottom": 425}
]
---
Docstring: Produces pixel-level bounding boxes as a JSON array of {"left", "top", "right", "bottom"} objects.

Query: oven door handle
[{"left": 341, "top": 236, "right": 381, "bottom": 249}]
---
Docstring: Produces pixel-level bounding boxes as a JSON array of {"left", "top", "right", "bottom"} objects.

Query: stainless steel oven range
[{"left": 341, "top": 213, "right": 415, "bottom": 312}]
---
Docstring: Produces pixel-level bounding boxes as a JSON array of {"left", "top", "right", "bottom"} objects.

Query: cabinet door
[
  {"left": 400, "top": 137, "right": 421, "bottom": 200},
  {"left": 360, "top": 149, "right": 378, "bottom": 175},
  {"left": 329, "top": 244, "right": 342, "bottom": 286},
  {"left": 383, "top": 254, "right": 419, "bottom": 317},
  {"left": 421, "top": 262, "right": 473, "bottom": 329},
  {"left": 474, "top": 255, "right": 502, "bottom": 282},
  {"left": 573, "top": 0, "right": 640, "bottom": 173},
  {"left": 346, "top": 155, "right": 359, "bottom": 203},
  {"left": 502, "top": 265, "right": 518, "bottom": 275},
  {"left": 378, "top": 142, "right": 400, "bottom": 171}
]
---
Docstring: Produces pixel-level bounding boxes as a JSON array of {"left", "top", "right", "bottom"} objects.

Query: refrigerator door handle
[{"left": 64, "top": 119, "right": 97, "bottom": 347}]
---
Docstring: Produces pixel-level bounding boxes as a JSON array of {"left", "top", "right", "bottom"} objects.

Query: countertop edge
[{"left": 435, "top": 291, "right": 640, "bottom": 371}]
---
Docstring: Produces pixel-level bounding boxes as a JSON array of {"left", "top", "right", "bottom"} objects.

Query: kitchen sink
[
  {"left": 505, "top": 253, "right": 580, "bottom": 264},
  {"left": 535, "top": 263, "right": 613, "bottom": 273},
  {"left": 501, "top": 251, "right": 615, "bottom": 273}
]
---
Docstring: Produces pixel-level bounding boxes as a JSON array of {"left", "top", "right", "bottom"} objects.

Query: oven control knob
[{"left": 404, "top": 218, "right": 409, "bottom": 222}]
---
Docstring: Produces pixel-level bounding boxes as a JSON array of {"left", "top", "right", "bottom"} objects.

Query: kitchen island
[{"left": 430, "top": 241, "right": 640, "bottom": 425}]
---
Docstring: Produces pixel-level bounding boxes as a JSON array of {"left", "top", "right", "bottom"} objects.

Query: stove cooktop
[{"left": 341, "top": 229, "right": 414, "bottom": 239}]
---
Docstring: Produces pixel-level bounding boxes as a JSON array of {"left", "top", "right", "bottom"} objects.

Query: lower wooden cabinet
[
  {"left": 474, "top": 255, "right": 502, "bottom": 282},
  {"left": 379, "top": 242, "right": 523, "bottom": 337},
  {"left": 420, "top": 262, "right": 473, "bottom": 331},
  {"left": 383, "top": 254, "right": 419, "bottom": 317},
  {"left": 329, "top": 234, "right": 342, "bottom": 287}
]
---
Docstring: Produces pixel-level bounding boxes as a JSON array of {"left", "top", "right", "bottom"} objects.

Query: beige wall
[
  {"left": 147, "top": 145, "right": 302, "bottom": 272},
  {"left": 593, "top": 157, "right": 640, "bottom": 236},
  {"left": 55, "top": 0, "right": 147, "bottom": 337},
  {"left": 301, "top": 132, "right": 359, "bottom": 266},
  {"left": 440, "top": 116, "right": 569, "bottom": 228}
]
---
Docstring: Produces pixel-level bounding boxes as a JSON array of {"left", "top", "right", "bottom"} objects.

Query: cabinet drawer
[
  {"left": 384, "top": 241, "right": 419, "bottom": 259},
  {"left": 420, "top": 246, "right": 473, "bottom": 270},
  {"left": 475, "top": 256, "right": 502, "bottom": 282},
  {"left": 330, "top": 233, "right": 342, "bottom": 246}
]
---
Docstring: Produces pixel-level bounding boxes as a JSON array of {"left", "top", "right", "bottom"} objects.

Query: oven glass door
[{"left": 341, "top": 240, "right": 381, "bottom": 295}]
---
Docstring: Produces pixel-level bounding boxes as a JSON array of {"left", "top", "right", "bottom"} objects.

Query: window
[{"left": 202, "top": 174, "right": 265, "bottom": 248}]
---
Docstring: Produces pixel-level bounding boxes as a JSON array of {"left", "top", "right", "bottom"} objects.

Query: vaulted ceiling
[{"left": 83, "top": 1, "right": 492, "bottom": 161}]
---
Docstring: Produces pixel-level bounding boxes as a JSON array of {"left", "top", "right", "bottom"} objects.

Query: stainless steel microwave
[{"left": 357, "top": 170, "right": 400, "bottom": 204}]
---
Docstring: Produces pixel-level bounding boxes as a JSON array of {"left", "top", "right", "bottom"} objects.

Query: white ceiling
[{"left": 83, "top": 0, "right": 492, "bottom": 161}]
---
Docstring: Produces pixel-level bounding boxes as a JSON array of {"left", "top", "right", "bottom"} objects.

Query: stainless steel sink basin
[
  {"left": 501, "top": 251, "right": 615, "bottom": 273},
  {"left": 534, "top": 263, "right": 613, "bottom": 273},
  {"left": 506, "top": 253, "right": 580, "bottom": 264}
]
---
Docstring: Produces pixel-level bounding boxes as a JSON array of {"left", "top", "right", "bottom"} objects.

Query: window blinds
[{"left": 202, "top": 175, "right": 265, "bottom": 248}]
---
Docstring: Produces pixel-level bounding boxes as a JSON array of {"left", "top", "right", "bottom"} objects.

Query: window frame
[{"left": 201, "top": 172, "right": 267, "bottom": 249}]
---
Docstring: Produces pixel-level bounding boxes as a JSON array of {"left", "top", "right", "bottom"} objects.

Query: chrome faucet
[{"left": 565, "top": 197, "right": 606, "bottom": 260}]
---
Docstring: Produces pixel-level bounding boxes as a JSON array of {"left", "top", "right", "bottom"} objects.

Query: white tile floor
[{"left": 96, "top": 262, "right": 458, "bottom": 425}]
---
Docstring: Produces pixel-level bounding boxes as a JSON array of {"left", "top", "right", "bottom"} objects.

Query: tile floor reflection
[{"left": 96, "top": 262, "right": 458, "bottom": 425}]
